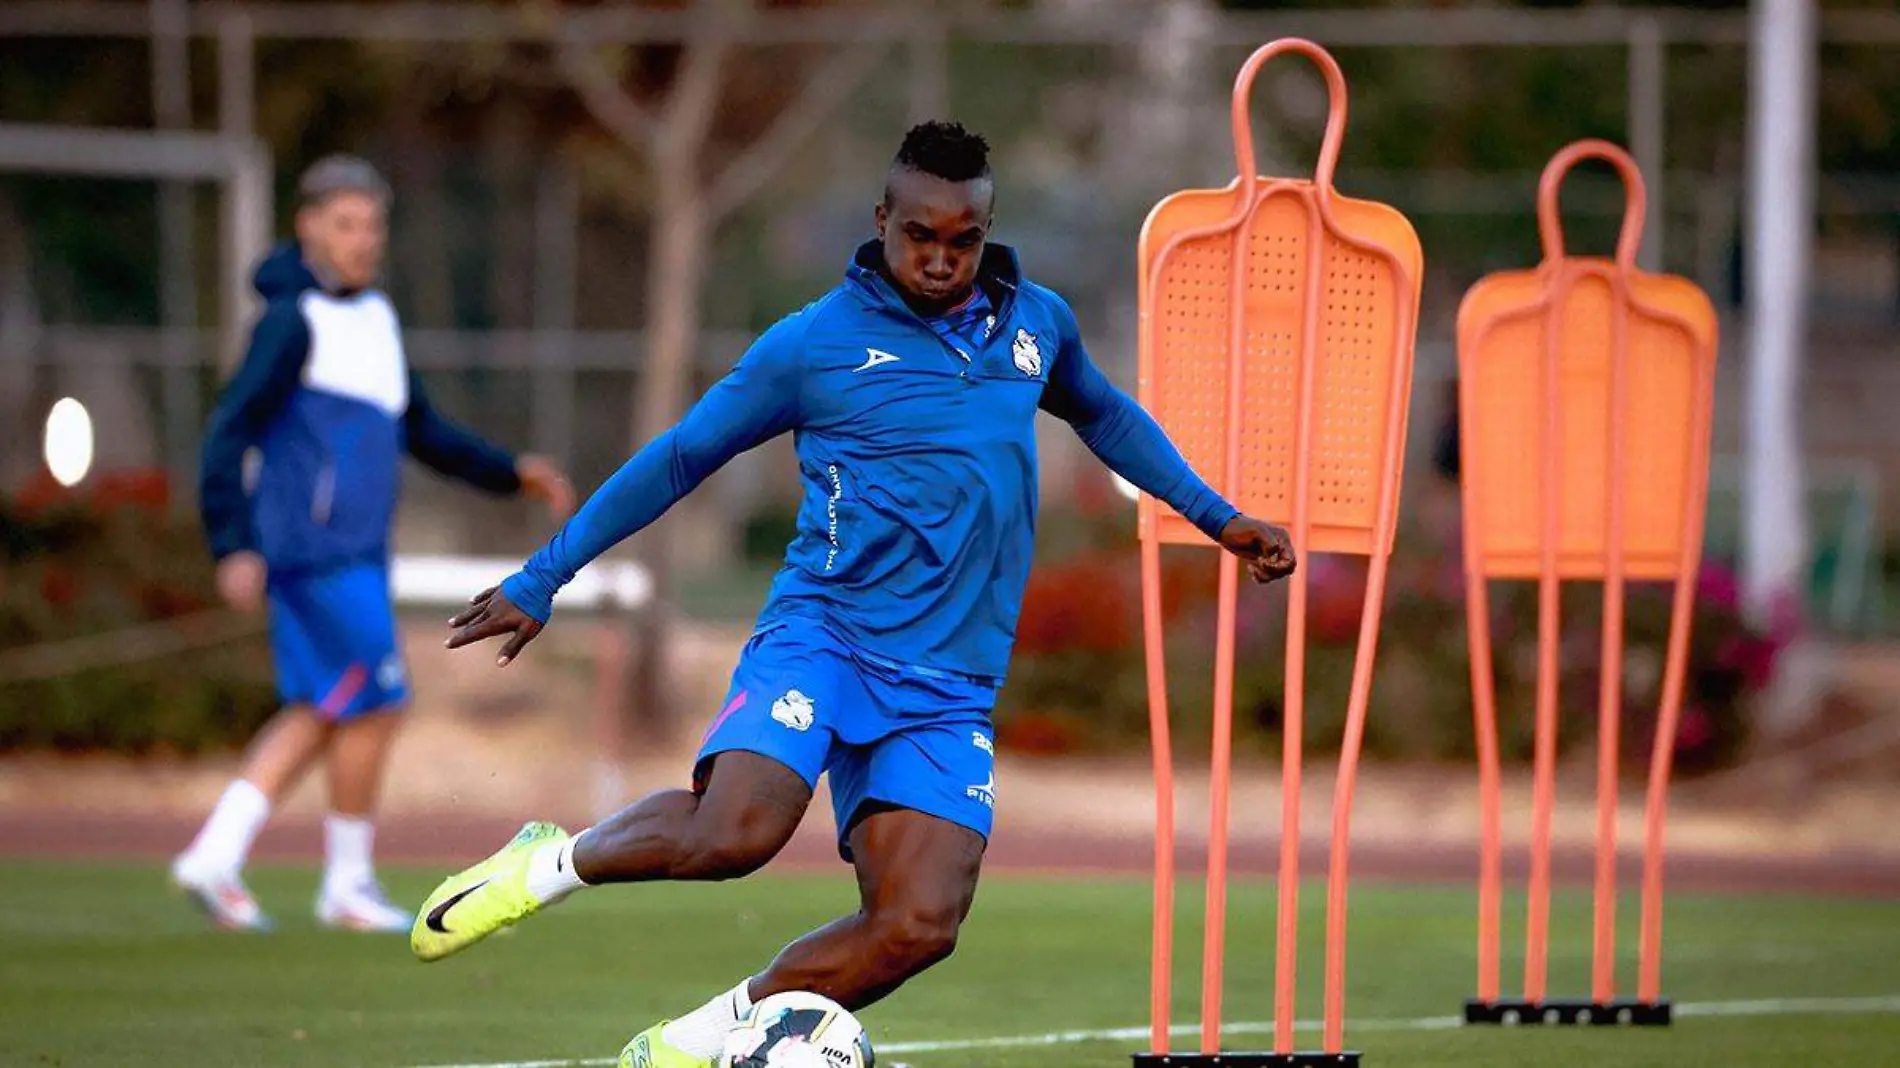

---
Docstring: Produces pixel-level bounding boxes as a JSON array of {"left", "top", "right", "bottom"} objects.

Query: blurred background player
[
  {"left": 170, "top": 155, "right": 575, "bottom": 932},
  {"left": 412, "top": 122, "right": 1295, "bottom": 1067}
]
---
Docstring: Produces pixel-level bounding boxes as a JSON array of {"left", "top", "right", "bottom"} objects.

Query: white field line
[{"left": 404, "top": 992, "right": 1900, "bottom": 1068}]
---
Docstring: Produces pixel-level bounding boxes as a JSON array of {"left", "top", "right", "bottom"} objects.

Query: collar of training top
[
  {"left": 252, "top": 241, "right": 371, "bottom": 301},
  {"left": 847, "top": 239, "right": 1022, "bottom": 320}
]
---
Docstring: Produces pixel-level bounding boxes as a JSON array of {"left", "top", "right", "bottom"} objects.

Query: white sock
[
  {"left": 524, "top": 831, "right": 591, "bottom": 906},
  {"left": 661, "top": 980, "right": 755, "bottom": 1060},
  {"left": 177, "top": 780, "right": 270, "bottom": 878},
  {"left": 322, "top": 814, "right": 375, "bottom": 897}
]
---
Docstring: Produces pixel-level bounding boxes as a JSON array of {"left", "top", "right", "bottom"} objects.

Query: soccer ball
[{"left": 719, "top": 991, "right": 874, "bottom": 1068}]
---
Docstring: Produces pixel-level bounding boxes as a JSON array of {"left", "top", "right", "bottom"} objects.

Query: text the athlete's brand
[{"left": 825, "top": 464, "right": 842, "bottom": 572}]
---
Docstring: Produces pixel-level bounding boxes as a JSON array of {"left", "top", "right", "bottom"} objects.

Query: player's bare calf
[{"left": 749, "top": 806, "right": 984, "bottom": 1010}]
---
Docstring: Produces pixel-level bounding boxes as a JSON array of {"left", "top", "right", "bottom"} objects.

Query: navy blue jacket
[
  {"left": 199, "top": 243, "right": 521, "bottom": 575},
  {"left": 504, "top": 242, "right": 1236, "bottom": 680}
]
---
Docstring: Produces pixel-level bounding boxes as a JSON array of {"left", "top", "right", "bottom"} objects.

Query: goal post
[{"left": 0, "top": 121, "right": 272, "bottom": 370}]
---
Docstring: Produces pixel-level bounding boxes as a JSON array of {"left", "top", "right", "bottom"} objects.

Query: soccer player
[
  {"left": 413, "top": 123, "right": 1293, "bottom": 1065},
  {"left": 173, "top": 155, "right": 574, "bottom": 932}
]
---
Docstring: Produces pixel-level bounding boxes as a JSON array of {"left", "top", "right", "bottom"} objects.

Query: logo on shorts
[
  {"left": 770, "top": 689, "right": 815, "bottom": 732},
  {"left": 377, "top": 654, "right": 406, "bottom": 692},
  {"left": 966, "top": 771, "right": 995, "bottom": 809},
  {"left": 972, "top": 731, "right": 994, "bottom": 756}
]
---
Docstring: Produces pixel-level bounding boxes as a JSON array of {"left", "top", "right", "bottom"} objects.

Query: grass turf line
[{"left": 2, "top": 862, "right": 1897, "bottom": 1067}]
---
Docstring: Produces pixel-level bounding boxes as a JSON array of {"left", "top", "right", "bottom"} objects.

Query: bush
[
  {"left": 995, "top": 511, "right": 1781, "bottom": 776},
  {"left": 0, "top": 471, "right": 278, "bottom": 754}
]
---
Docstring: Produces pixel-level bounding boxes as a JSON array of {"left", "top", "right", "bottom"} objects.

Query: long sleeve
[
  {"left": 197, "top": 303, "right": 310, "bottom": 560},
  {"left": 403, "top": 370, "right": 522, "bottom": 494},
  {"left": 501, "top": 317, "right": 808, "bottom": 622},
  {"left": 1038, "top": 298, "right": 1238, "bottom": 541}
]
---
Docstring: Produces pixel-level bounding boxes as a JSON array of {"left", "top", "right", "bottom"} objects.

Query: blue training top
[
  {"left": 199, "top": 242, "right": 522, "bottom": 575},
  {"left": 504, "top": 241, "right": 1237, "bottom": 681}
]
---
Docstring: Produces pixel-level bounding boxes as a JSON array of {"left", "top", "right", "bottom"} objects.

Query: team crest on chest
[{"left": 1011, "top": 328, "right": 1042, "bottom": 378}]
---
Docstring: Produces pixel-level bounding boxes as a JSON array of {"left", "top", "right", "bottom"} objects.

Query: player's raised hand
[
  {"left": 446, "top": 585, "right": 543, "bottom": 667},
  {"left": 1217, "top": 514, "right": 1297, "bottom": 584}
]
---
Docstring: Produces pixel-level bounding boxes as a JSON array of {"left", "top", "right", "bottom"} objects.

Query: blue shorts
[
  {"left": 695, "top": 622, "right": 1000, "bottom": 861},
  {"left": 266, "top": 562, "right": 409, "bottom": 721}
]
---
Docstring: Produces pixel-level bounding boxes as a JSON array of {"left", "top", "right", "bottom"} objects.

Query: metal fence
[{"left": 2, "top": 2, "right": 1896, "bottom": 631}]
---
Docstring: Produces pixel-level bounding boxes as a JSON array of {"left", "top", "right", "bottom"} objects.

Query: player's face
[
  {"left": 876, "top": 170, "right": 993, "bottom": 315},
  {"left": 296, "top": 191, "right": 387, "bottom": 291}
]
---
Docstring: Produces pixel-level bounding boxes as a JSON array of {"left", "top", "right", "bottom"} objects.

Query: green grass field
[{"left": 4, "top": 861, "right": 1898, "bottom": 1068}]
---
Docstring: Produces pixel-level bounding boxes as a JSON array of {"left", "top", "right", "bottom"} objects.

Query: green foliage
[
  {"left": 996, "top": 511, "right": 1773, "bottom": 775},
  {"left": 0, "top": 474, "right": 278, "bottom": 754}
]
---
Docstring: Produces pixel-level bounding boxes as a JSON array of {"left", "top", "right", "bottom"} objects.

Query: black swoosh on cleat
[{"left": 424, "top": 880, "right": 488, "bottom": 934}]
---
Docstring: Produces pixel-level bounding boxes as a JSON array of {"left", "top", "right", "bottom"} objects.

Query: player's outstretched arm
[
  {"left": 401, "top": 371, "right": 521, "bottom": 493},
  {"left": 448, "top": 317, "right": 808, "bottom": 663},
  {"left": 1039, "top": 297, "right": 1295, "bottom": 583},
  {"left": 402, "top": 372, "right": 576, "bottom": 520}
]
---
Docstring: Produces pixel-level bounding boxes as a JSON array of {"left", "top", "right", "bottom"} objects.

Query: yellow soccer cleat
[
  {"left": 410, "top": 820, "right": 567, "bottom": 962},
  {"left": 619, "top": 1022, "right": 713, "bottom": 1068}
]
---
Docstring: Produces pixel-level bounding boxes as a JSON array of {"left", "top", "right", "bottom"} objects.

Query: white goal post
[{"left": 0, "top": 121, "right": 271, "bottom": 366}]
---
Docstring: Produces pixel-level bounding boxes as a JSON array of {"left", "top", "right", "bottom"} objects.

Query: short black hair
[{"left": 891, "top": 121, "right": 992, "bottom": 183}]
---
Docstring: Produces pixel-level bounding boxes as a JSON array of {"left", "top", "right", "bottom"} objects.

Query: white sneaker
[
  {"left": 171, "top": 857, "right": 274, "bottom": 932},
  {"left": 317, "top": 879, "right": 414, "bottom": 932}
]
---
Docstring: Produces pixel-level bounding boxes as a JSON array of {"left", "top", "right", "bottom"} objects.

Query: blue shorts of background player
[
  {"left": 267, "top": 561, "right": 410, "bottom": 720},
  {"left": 694, "top": 621, "right": 999, "bottom": 862}
]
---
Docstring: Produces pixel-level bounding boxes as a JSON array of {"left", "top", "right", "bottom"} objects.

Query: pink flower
[
  {"left": 1697, "top": 564, "right": 1741, "bottom": 611},
  {"left": 1677, "top": 705, "right": 1715, "bottom": 750},
  {"left": 1733, "top": 636, "right": 1780, "bottom": 689}
]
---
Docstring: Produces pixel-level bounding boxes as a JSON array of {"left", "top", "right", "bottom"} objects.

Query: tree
[{"left": 536, "top": 0, "right": 894, "bottom": 740}]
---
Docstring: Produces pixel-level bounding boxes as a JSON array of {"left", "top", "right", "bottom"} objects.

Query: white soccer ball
[{"left": 719, "top": 991, "right": 874, "bottom": 1068}]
